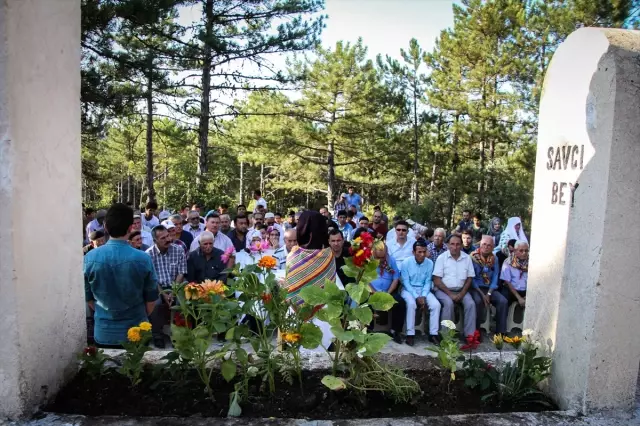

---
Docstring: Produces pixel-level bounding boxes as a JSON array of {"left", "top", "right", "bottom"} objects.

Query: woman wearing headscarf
[
  {"left": 281, "top": 211, "right": 336, "bottom": 305},
  {"left": 498, "top": 217, "right": 528, "bottom": 256},
  {"left": 487, "top": 217, "right": 503, "bottom": 247}
]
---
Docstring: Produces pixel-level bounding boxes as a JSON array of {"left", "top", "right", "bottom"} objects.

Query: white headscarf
[{"left": 504, "top": 217, "right": 528, "bottom": 244}]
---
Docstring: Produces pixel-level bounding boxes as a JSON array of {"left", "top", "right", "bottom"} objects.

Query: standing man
[
  {"left": 253, "top": 189, "right": 267, "bottom": 213},
  {"left": 141, "top": 201, "right": 160, "bottom": 229},
  {"left": 85, "top": 203, "right": 158, "bottom": 347},
  {"left": 333, "top": 193, "right": 348, "bottom": 218},
  {"left": 433, "top": 234, "right": 477, "bottom": 341},
  {"left": 285, "top": 210, "right": 296, "bottom": 230},
  {"left": 427, "top": 228, "right": 448, "bottom": 262},
  {"left": 171, "top": 214, "right": 193, "bottom": 249},
  {"left": 161, "top": 220, "right": 188, "bottom": 254},
  {"left": 470, "top": 236, "right": 508, "bottom": 336},
  {"left": 461, "top": 229, "right": 476, "bottom": 254},
  {"left": 146, "top": 225, "right": 187, "bottom": 348},
  {"left": 86, "top": 209, "right": 107, "bottom": 239},
  {"left": 186, "top": 210, "right": 205, "bottom": 239},
  {"left": 344, "top": 186, "right": 363, "bottom": 212},
  {"left": 218, "top": 203, "right": 229, "bottom": 215},
  {"left": 328, "top": 229, "right": 354, "bottom": 286},
  {"left": 132, "top": 213, "right": 153, "bottom": 247},
  {"left": 470, "top": 213, "right": 487, "bottom": 244},
  {"left": 248, "top": 212, "right": 265, "bottom": 233},
  {"left": 387, "top": 220, "right": 416, "bottom": 269},
  {"left": 237, "top": 204, "right": 247, "bottom": 216},
  {"left": 228, "top": 215, "right": 249, "bottom": 252},
  {"left": 454, "top": 209, "right": 472, "bottom": 234},
  {"left": 370, "top": 210, "right": 388, "bottom": 239},
  {"left": 190, "top": 212, "right": 235, "bottom": 253},
  {"left": 336, "top": 210, "right": 354, "bottom": 242},
  {"left": 187, "top": 231, "right": 228, "bottom": 283},
  {"left": 400, "top": 239, "right": 442, "bottom": 346}
]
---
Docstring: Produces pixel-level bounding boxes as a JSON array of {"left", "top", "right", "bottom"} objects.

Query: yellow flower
[
  {"left": 257, "top": 256, "right": 277, "bottom": 269},
  {"left": 353, "top": 237, "right": 362, "bottom": 244},
  {"left": 184, "top": 283, "right": 202, "bottom": 300},
  {"left": 281, "top": 332, "right": 302, "bottom": 344},
  {"left": 493, "top": 333, "right": 504, "bottom": 350},
  {"left": 201, "top": 279, "right": 227, "bottom": 297},
  {"left": 504, "top": 335, "right": 523, "bottom": 348},
  {"left": 139, "top": 321, "right": 152, "bottom": 332},
  {"left": 127, "top": 327, "right": 141, "bottom": 342},
  {"left": 355, "top": 249, "right": 364, "bottom": 257}
]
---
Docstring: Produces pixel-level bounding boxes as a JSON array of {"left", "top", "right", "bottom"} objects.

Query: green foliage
[
  {"left": 119, "top": 323, "right": 153, "bottom": 386},
  {"left": 78, "top": 346, "right": 111, "bottom": 380},
  {"left": 426, "top": 322, "right": 464, "bottom": 382}
]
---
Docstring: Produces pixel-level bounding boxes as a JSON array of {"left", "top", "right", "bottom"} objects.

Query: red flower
[
  {"left": 83, "top": 346, "right": 97, "bottom": 357},
  {"left": 486, "top": 363, "right": 494, "bottom": 370},
  {"left": 173, "top": 312, "right": 192, "bottom": 328},
  {"left": 359, "top": 232, "right": 374, "bottom": 246},
  {"left": 261, "top": 293, "right": 272, "bottom": 304}
]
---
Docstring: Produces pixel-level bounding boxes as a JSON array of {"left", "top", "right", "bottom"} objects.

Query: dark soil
[{"left": 46, "top": 365, "right": 554, "bottom": 419}]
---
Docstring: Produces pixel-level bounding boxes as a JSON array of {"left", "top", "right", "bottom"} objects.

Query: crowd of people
[{"left": 83, "top": 187, "right": 530, "bottom": 349}]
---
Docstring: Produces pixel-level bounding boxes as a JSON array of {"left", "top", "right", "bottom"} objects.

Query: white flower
[
  {"left": 441, "top": 320, "right": 456, "bottom": 330},
  {"left": 356, "top": 347, "right": 366, "bottom": 358},
  {"left": 522, "top": 329, "right": 534, "bottom": 337},
  {"left": 348, "top": 320, "right": 361, "bottom": 330},
  {"left": 362, "top": 327, "right": 367, "bottom": 334},
  {"left": 247, "top": 366, "right": 259, "bottom": 377}
]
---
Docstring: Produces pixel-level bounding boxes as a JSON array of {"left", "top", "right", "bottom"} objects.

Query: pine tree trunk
[
  {"left": 196, "top": 0, "right": 214, "bottom": 191},
  {"left": 145, "top": 56, "right": 155, "bottom": 203},
  {"left": 411, "top": 84, "right": 419, "bottom": 204},
  {"left": 327, "top": 139, "right": 336, "bottom": 209},
  {"left": 239, "top": 161, "right": 244, "bottom": 205},
  {"left": 446, "top": 114, "right": 460, "bottom": 228}
]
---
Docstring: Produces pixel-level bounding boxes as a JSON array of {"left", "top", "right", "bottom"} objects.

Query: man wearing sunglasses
[{"left": 387, "top": 220, "right": 415, "bottom": 269}]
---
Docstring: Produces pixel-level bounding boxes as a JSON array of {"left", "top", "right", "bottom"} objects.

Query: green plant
[
  {"left": 300, "top": 233, "right": 420, "bottom": 403},
  {"left": 427, "top": 320, "right": 465, "bottom": 384},
  {"left": 462, "top": 357, "right": 498, "bottom": 391},
  {"left": 78, "top": 346, "right": 111, "bottom": 379},
  {"left": 170, "top": 280, "right": 241, "bottom": 400},
  {"left": 119, "top": 321, "right": 153, "bottom": 386}
]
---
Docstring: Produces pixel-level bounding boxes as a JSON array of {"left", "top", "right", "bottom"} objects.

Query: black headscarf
[{"left": 296, "top": 211, "right": 328, "bottom": 250}]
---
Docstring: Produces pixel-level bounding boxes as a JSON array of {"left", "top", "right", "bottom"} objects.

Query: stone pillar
[
  {"left": 0, "top": 0, "right": 83, "bottom": 419},
  {"left": 526, "top": 27, "right": 640, "bottom": 413}
]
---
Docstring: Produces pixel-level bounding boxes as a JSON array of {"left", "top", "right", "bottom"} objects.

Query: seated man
[
  {"left": 128, "top": 230, "right": 150, "bottom": 251},
  {"left": 433, "top": 234, "right": 477, "bottom": 341},
  {"left": 329, "top": 229, "right": 354, "bottom": 286},
  {"left": 387, "top": 220, "right": 416, "bottom": 269},
  {"left": 187, "top": 231, "right": 227, "bottom": 283},
  {"left": 427, "top": 228, "right": 448, "bottom": 262},
  {"left": 501, "top": 241, "right": 529, "bottom": 307},
  {"left": 470, "top": 235, "right": 508, "bottom": 335},
  {"left": 400, "top": 239, "right": 442, "bottom": 346},
  {"left": 370, "top": 240, "right": 405, "bottom": 343},
  {"left": 83, "top": 230, "right": 105, "bottom": 255},
  {"left": 84, "top": 203, "right": 158, "bottom": 347}
]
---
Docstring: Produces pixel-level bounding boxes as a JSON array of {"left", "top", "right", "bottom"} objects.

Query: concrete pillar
[
  {"left": 0, "top": 0, "right": 83, "bottom": 419},
  {"left": 526, "top": 28, "right": 640, "bottom": 413}
]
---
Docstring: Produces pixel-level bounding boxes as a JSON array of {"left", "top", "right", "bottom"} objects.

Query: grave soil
[{"left": 46, "top": 362, "right": 555, "bottom": 419}]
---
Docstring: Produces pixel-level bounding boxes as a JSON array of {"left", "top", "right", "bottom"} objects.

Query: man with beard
[
  {"left": 187, "top": 231, "right": 227, "bottom": 283},
  {"left": 328, "top": 229, "right": 354, "bottom": 286},
  {"left": 228, "top": 214, "right": 249, "bottom": 252},
  {"left": 370, "top": 210, "right": 388, "bottom": 239}
]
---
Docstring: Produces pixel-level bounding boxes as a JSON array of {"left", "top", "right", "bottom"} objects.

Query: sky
[{"left": 321, "top": 0, "right": 455, "bottom": 61}]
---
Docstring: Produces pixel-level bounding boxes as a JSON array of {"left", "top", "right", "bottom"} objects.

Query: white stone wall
[
  {"left": 0, "top": 0, "right": 83, "bottom": 419},
  {"left": 526, "top": 28, "right": 640, "bottom": 413}
]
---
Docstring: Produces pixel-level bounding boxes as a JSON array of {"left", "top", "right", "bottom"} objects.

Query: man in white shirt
[
  {"left": 386, "top": 216, "right": 416, "bottom": 245},
  {"left": 432, "top": 234, "right": 477, "bottom": 339},
  {"left": 185, "top": 210, "right": 205, "bottom": 239},
  {"left": 253, "top": 189, "right": 267, "bottom": 213},
  {"left": 274, "top": 228, "right": 297, "bottom": 269},
  {"left": 141, "top": 201, "right": 160, "bottom": 229},
  {"left": 132, "top": 213, "right": 153, "bottom": 247},
  {"left": 190, "top": 212, "right": 234, "bottom": 253},
  {"left": 387, "top": 220, "right": 416, "bottom": 269}
]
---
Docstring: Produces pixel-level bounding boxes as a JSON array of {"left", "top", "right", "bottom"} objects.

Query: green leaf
[
  {"left": 321, "top": 375, "right": 347, "bottom": 391},
  {"left": 221, "top": 359, "right": 237, "bottom": 382},
  {"left": 235, "top": 348, "right": 248, "bottom": 364},
  {"left": 362, "top": 332, "right": 391, "bottom": 356},
  {"left": 346, "top": 283, "right": 368, "bottom": 305},
  {"left": 352, "top": 329, "right": 366, "bottom": 344},
  {"left": 341, "top": 262, "right": 361, "bottom": 278},
  {"left": 330, "top": 326, "right": 354, "bottom": 342},
  {"left": 212, "top": 321, "right": 228, "bottom": 333},
  {"left": 353, "top": 306, "right": 373, "bottom": 325},
  {"left": 300, "top": 323, "right": 322, "bottom": 349},
  {"left": 227, "top": 391, "right": 242, "bottom": 417},
  {"left": 299, "top": 285, "right": 327, "bottom": 305},
  {"left": 323, "top": 279, "right": 343, "bottom": 298},
  {"left": 368, "top": 292, "right": 396, "bottom": 311},
  {"left": 315, "top": 303, "right": 343, "bottom": 322}
]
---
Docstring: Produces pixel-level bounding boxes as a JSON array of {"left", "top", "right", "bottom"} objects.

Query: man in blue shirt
[
  {"left": 344, "top": 186, "right": 363, "bottom": 212},
  {"left": 400, "top": 239, "right": 442, "bottom": 346},
  {"left": 470, "top": 235, "right": 508, "bottom": 335},
  {"left": 336, "top": 209, "right": 354, "bottom": 241},
  {"left": 84, "top": 203, "right": 158, "bottom": 347}
]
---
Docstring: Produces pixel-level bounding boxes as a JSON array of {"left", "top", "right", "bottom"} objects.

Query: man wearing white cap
[
  {"left": 158, "top": 210, "right": 171, "bottom": 222},
  {"left": 162, "top": 219, "right": 188, "bottom": 254}
]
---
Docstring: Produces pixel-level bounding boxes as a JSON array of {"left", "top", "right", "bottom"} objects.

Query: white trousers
[{"left": 400, "top": 290, "right": 441, "bottom": 336}]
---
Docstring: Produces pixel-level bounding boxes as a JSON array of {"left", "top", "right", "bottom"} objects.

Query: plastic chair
[
  {"left": 479, "top": 305, "right": 496, "bottom": 334},
  {"left": 507, "top": 302, "right": 525, "bottom": 332}
]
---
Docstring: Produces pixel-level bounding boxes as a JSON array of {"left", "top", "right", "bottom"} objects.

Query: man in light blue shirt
[
  {"left": 400, "top": 239, "right": 442, "bottom": 346},
  {"left": 84, "top": 203, "right": 158, "bottom": 347},
  {"left": 344, "top": 186, "right": 363, "bottom": 212},
  {"left": 336, "top": 209, "right": 354, "bottom": 241}
]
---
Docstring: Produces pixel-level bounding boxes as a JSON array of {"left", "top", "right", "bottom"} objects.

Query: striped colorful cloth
[{"left": 282, "top": 246, "right": 336, "bottom": 305}]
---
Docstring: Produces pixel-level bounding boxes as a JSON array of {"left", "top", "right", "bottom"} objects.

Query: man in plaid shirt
[{"left": 146, "top": 224, "right": 187, "bottom": 348}]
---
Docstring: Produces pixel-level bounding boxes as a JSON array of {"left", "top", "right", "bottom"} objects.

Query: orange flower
[
  {"left": 201, "top": 279, "right": 227, "bottom": 300},
  {"left": 258, "top": 255, "right": 277, "bottom": 269},
  {"left": 184, "top": 283, "right": 203, "bottom": 300},
  {"left": 281, "top": 332, "right": 302, "bottom": 343}
]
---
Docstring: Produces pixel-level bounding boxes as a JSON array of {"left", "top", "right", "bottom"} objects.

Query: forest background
[{"left": 82, "top": 0, "right": 639, "bottom": 228}]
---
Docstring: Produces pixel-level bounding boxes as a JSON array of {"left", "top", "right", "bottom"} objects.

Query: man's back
[{"left": 84, "top": 239, "right": 158, "bottom": 345}]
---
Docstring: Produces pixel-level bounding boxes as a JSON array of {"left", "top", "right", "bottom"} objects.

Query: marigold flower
[
  {"left": 139, "top": 321, "right": 152, "bottom": 332},
  {"left": 281, "top": 332, "right": 302, "bottom": 344},
  {"left": 258, "top": 255, "right": 277, "bottom": 269},
  {"left": 127, "top": 327, "right": 141, "bottom": 342},
  {"left": 261, "top": 293, "right": 273, "bottom": 304}
]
